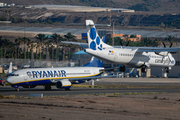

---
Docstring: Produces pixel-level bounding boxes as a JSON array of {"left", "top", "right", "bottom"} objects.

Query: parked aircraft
[
  {"left": 6, "top": 57, "right": 116, "bottom": 91},
  {"left": 84, "top": 20, "right": 180, "bottom": 73}
]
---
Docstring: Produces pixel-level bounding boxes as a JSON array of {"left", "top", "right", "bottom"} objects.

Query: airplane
[
  {"left": 84, "top": 20, "right": 180, "bottom": 73},
  {"left": 6, "top": 56, "right": 118, "bottom": 91}
]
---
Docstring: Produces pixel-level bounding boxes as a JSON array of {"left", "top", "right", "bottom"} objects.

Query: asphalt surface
[{"left": 1, "top": 78, "right": 180, "bottom": 97}]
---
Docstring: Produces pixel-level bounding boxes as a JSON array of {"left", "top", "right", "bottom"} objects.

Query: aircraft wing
[
  {"left": 61, "top": 36, "right": 106, "bottom": 48},
  {"left": 68, "top": 75, "right": 121, "bottom": 81},
  {"left": 137, "top": 47, "right": 180, "bottom": 53},
  {"left": 50, "top": 75, "right": 121, "bottom": 83},
  {"left": 61, "top": 41, "right": 88, "bottom": 48}
]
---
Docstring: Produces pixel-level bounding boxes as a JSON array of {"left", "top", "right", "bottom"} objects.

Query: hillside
[
  {"left": 1, "top": 0, "right": 180, "bottom": 13},
  {"left": 0, "top": 7, "right": 179, "bottom": 31},
  {"left": 0, "top": 0, "right": 179, "bottom": 31}
]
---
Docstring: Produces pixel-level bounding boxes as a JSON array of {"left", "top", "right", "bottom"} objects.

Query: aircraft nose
[{"left": 6, "top": 76, "right": 12, "bottom": 84}]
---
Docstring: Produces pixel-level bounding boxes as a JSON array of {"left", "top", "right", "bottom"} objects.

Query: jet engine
[{"left": 56, "top": 79, "right": 72, "bottom": 89}]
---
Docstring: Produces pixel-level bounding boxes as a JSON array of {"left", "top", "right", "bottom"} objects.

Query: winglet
[{"left": 8, "top": 62, "right": 12, "bottom": 74}]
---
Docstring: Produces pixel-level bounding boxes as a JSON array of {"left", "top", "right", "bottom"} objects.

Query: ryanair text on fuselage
[{"left": 27, "top": 70, "right": 66, "bottom": 78}]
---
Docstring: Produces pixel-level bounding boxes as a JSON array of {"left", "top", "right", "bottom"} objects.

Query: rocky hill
[
  {"left": 0, "top": 7, "right": 179, "bottom": 31},
  {"left": 1, "top": 0, "right": 180, "bottom": 13},
  {"left": 0, "top": 0, "right": 179, "bottom": 31}
]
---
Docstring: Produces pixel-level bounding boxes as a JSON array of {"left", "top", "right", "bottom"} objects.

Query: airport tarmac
[
  {"left": 1, "top": 78, "right": 180, "bottom": 97},
  {"left": 1, "top": 78, "right": 180, "bottom": 120}
]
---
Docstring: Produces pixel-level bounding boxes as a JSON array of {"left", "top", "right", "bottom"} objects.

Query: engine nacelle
[
  {"left": 22, "top": 85, "right": 37, "bottom": 88},
  {"left": 56, "top": 79, "right": 71, "bottom": 89}
]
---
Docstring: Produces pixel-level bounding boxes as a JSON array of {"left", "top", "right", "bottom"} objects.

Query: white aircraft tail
[
  {"left": 8, "top": 62, "right": 12, "bottom": 74},
  {"left": 86, "top": 20, "right": 112, "bottom": 51}
]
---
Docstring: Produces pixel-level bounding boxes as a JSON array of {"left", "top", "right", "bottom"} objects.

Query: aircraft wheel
[
  {"left": 65, "top": 88, "right": 71, "bottom": 91},
  {"left": 45, "top": 85, "right": 51, "bottom": 90},
  {"left": 15, "top": 88, "right": 19, "bottom": 91},
  {"left": 165, "top": 67, "right": 170, "bottom": 73},
  {"left": 119, "top": 66, "right": 125, "bottom": 72},
  {"left": 141, "top": 68, "right": 147, "bottom": 73}
]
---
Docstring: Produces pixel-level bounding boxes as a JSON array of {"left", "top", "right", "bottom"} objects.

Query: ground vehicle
[{"left": 0, "top": 78, "right": 5, "bottom": 86}]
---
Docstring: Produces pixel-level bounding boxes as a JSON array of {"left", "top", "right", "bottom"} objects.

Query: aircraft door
[
  {"left": 24, "top": 75, "right": 27, "bottom": 80},
  {"left": 92, "top": 69, "right": 96, "bottom": 75},
  {"left": 24, "top": 73, "right": 29, "bottom": 85},
  {"left": 114, "top": 52, "right": 118, "bottom": 61}
]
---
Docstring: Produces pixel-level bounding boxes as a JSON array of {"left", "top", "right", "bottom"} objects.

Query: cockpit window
[
  {"left": 9, "top": 74, "right": 19, "bottom": 76},
  {"left": 10, "top": 74, "right": 15, "bottom": 76}
]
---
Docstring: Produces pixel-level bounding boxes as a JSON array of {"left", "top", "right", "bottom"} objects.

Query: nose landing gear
[{"left": 165, "top": 67, "right": 171, "bottom": 73}]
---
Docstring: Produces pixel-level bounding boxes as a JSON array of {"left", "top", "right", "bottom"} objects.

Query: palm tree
[
  {"left": 153, "top": 38, "right": 161, "bottom": 47},
  {"left": 15, "top": 37, "right": 22, "bottom": 59},
  {"left": 165, "top": 35, "right": 174, "bottom": 47},
  {"left": 61, "top": 44, "right": 66, "bottom": 61},
  {"left": 44, "top": 40, "right": 52, "bottom": 61},
  {"left": 50, "top": 45, "right": 54, "bottom": 61},
  {"left": 51, "top": 33, "right": 63, "bottom": 62},
  {"left": 2, "top": 39, "right": 10, "bottom": 58},
  {"left": 26, "top": 38, "right": 31, "bottom": 60},
  {"left": 36, "top": 34, "right": 48, "bottom": 60},
  {"left": 9, "top": 42, "right": 15, "bottom": 58},
  {"left": 22, "top": 37, "right": 29, "bottom": 59},
  {"left": 64, "top": 32, "right": 77, "bottom": 42},
  {"left": 36, "top": 43, "right": 40, "bottom": 61},
  {"left": 30, "top": 42, "right": 36, "bottom": 60},
  {"left": 166, "top": 35, "right": 174, "bottom": 42}
]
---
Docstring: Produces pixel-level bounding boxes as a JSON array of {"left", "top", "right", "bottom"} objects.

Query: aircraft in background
[
  {"left": 84, "top": 20, "right": 180, "bottom": 73},
  {"left": 6, "top": 57, "right": 117, "bottom": 91}
]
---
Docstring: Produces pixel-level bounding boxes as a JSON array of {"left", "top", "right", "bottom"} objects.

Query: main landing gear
[
  {"left": 119, "top": 65, "right": 125, "bottom": 72},
  {"left": 141, "top": 66, "right": 147, "bottom": 73},
  {"left": 15, "top": 88, "right": 19, "bottom": 91},
  {"left": 165, "top": 67, "right": 170, "bottom": 73},
  {"left": 65, "top": 88, "right": 71, "bottom": 91},
  {"left": 44, "top": 85, "right": 51, "bottom": 90},
  {"left": 12, "top": 85, "right": 19, "bottom": 91}
]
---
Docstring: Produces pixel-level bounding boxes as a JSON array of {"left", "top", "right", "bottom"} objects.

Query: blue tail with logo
[
  {"left": 86, "top": 20, "right": 112, "bottom": 51},
  {"left": 82, "top": 35, "right": 107, "bottom": 67},
  {"left": 82, "top": 57, "right": 103, "bottom": 67}
]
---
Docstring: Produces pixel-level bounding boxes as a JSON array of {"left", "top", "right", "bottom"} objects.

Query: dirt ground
[{"left": 0, "top": 93, "right": 180, "bottom": 120}]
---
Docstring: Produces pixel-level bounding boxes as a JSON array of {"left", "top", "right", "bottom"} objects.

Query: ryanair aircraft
[
  {"left": 6, "top": 57, "right": 111, "bottom": 91},
  {"left": 84, "top": 20, "right": 180, "bottom": 73}
]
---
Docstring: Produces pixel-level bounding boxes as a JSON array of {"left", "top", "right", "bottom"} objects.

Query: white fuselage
[
  {"left": 6, "top": 67, "right": 103, "bottom": 86},
  {"left": 85, "top": 47, "right": 175, "bottom": 68}
]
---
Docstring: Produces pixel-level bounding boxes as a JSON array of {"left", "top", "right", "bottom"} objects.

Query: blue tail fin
[
  {"left": 82, "top": 57, "right": 103, "bottom": 67},
  {"left": 82, "top": 35, "right": 106, "bottom": 67},
  {"left": 129, "top": 68, "right": 135, "bottom": 76},
  {"left": 102, "top": 36, "right": 107, "bottom": 43},
  {"left": 86, "top": 20, "right": 112, "bottom": 50}
]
